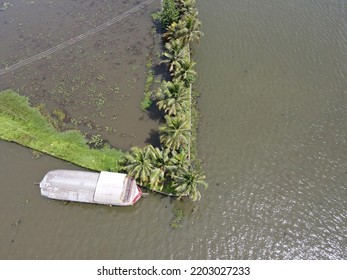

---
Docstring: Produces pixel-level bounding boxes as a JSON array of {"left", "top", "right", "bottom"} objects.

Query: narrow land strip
[{"left": 0, "top": 89, "right": 125, "bottom": 171}]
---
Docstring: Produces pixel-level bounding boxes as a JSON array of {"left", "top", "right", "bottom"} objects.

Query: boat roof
[
  {"left": 40, "top": 169, "right": 99, "bottom": 191},
  {"left": 93, "top": 171, "right": 128, "bottom": 204},
  {"left": 40, "top": 170, "right": 139, "bottom": 206}
]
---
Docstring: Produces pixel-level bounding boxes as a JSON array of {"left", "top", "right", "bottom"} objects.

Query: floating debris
[{"left": 0, "top": 2, "right": 11, "bottom": 11}]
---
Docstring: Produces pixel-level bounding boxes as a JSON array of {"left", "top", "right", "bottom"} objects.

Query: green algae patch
[{"left": 0, "top": 90, "right": 125, "bottom": 171}]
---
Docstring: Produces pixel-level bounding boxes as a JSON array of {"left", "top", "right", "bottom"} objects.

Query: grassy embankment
[{"left": 0, "top": 89, "right": 125, "bottom": 171}]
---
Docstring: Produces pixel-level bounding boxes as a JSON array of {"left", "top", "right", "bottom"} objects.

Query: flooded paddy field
[{"left": 0, "top": 0, "right": 163, "bottom": 149}]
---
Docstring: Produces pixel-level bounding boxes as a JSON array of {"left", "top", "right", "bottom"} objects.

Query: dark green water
[{"left": 0, "top": 0, "right": 346, "bottom": 259}]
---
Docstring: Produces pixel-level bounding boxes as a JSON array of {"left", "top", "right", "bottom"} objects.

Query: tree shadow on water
[
  {"left": 145, "top": 128, "right": 161, "bottom": 148},
  {"left": 146, "top": 101, "right": 164, "bottom": 121},
  {"left": 153, "top": 17, "right": 164, "bottom": 35},
  {"left": 153, "top": 63, "right": 171, "bottom": 81}
]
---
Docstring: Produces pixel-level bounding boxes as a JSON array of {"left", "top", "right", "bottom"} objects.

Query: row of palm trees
[{"left": 123, "top": 0, "right": 207, "bottom": 201}]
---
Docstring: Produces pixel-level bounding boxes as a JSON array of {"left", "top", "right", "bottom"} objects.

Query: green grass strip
[{"left": 0, "top": 89, "right": 125, "bottom": 171}]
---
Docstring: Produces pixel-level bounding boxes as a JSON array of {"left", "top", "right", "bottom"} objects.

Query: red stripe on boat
[{"left": 131, "top": 186, "right": 142, "bottom": 205}]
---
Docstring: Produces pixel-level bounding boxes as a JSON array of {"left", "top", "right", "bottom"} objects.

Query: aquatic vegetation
[
  {"left": 140, "top": 91, "right": 153, "bottom": 111},
  {"left": 145, "top": 55, "right": 153, "bottom": 68},
  {"left": 52, "top": 109, "right": 66, "bottom": 122},
  {"left": 87, "top": 134, "right": 104, "bottom": 148},
  {"left": 145, "top": 70, "right": 154, "bottom": 90},
  {"left": 141, "top": 56, "right": 156, "bottom": 111},
  {"left": 170, "top": 208, "right": 184, "bottom": 229},
  {"left": 32, "top": 150, "right": 42, "bottom": 159},
  {"left": 0, "top": 2, "right": 11, "bottom": 11}
]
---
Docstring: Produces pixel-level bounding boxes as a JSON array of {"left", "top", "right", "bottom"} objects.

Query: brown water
[{"left": 1, "top": 0, "right": 347, "bottom": 259}]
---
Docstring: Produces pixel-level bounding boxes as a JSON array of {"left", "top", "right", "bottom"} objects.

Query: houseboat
[{"left": 39, "top": 169, "right": 142, "bottom": 206}]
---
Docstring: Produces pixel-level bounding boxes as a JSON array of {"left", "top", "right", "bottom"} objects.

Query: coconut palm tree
[
  {"left": 164, "top": 12, "right": 203, "bottom": 47},
  {"left": 123, "top": 146, "right": 153, "bottom": 186},
  {"left": 176, "top": 0, "right": 197, "bottom": 14},
  {"left": 159, "top": 115, "right": 191, "bottom": 151},
  {"left": 156, "top": 92, "right": 189, "bottom": 116},
  {"left": 172, "top": 57, "right": 197, "bottom": 86},
  {"left": 170, "top": 149, "right": 190, "bottom": 170},
  {"left": 161, "top": 39, "right": 188, "bottom": 73},
  {"left": 146, "top": 146, "right": 176, "bottom": 191},
  {"left": 181, "top": 11, "right": 203, "bottom": 45},
  {"left": 173, "top": 167, "right": 208, "bottom": 201},
  {"left": 163, "top": 20, "right": 187, "bottom": 42},
  {"left": 156, "top": 81, "right": 189, "bottom": 116}
]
